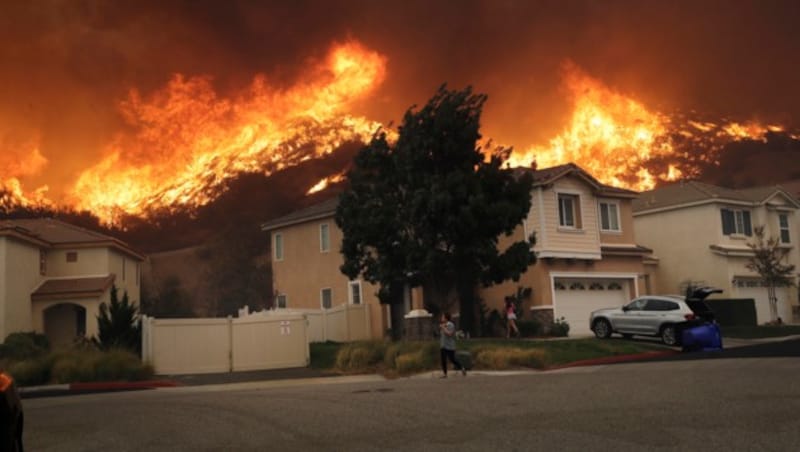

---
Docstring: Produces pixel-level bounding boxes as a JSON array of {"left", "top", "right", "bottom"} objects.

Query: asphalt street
[{"left": 23, "top": 344, "right": 800, "bottom": 452}]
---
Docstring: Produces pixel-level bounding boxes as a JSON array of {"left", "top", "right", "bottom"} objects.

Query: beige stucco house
[
  {"left": 261, "top": 199, "right": 388, "bottom": 338},
  {"left": 0, "top": 219, "right": 144, "bottom": 347},
  {"left": 633, "top": 181, "right": 800, "bottom": 324},
  {"left": 481, "top": 164, "right": 657, "bottom": 335},
  {"left": 263, "top": 163, "right": 657, "bottom": 337}
]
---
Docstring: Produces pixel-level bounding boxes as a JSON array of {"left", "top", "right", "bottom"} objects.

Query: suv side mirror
[{"left": 622, "top": 306, "right": 630, "bottom": 312}]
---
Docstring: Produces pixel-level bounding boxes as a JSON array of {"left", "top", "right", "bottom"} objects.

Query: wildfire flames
[
  {"left": 505, "top": 62, "right": 790, "bottom": 191},
  {"left": 1, "top": 41, "right": 795, "bottom": 223}
]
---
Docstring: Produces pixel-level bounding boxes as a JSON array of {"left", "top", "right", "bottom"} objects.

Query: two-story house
[
  {"left": 0, "top": 219, "right": 144, "bottom": 347},
  {"left": 480, "top": 164, "right": 657, "bottom": 335},
  {"left": 633, "top": 181, "right": 800, "bottom": 324},
  {"left": 260, "top": 199, "right": 388, "bottom": 338},
  {"left": 263, "top": 163, "right": 657, "bottom": 337}
]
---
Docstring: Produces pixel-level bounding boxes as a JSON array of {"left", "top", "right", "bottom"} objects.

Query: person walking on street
[{"left": 439, "top": 312, "right": 466, "bottom": 378}]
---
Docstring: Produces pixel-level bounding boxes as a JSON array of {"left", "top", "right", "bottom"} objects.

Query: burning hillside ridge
[
  {"left": 2, "top": 41, "right": 386, "bottom": 224},
  {"left": 2, "top": 41, "right": 799, "bottom": 224},
  {"left": 505, "top": 62, "right": 799, "bottom": 191}
]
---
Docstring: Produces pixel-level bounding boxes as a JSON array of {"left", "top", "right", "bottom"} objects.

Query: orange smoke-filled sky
[{"left": 2, "top": 0, "right": 800, "bottom": 202}]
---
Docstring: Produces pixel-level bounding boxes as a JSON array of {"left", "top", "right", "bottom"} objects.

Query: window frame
[
  {"left": 320, "top": 287, "right": 333, "bottom": 310},
  {"left": 557, "top": 192, "right": 582, "bottom": 229},
  {"left": 319, "top": 223, "right": 330, "bottom": 253},
  {"left": 720, "top": 208, "right": 752, "bottom": 236},
  {"left": 348, "top": 280, "right": 362, "bottom": 305},
  {"left": 66, "top": 251, "right": 78, "bottom": 263},
  {"left": 598, "top": 199, "right": 621, "bottom": 232},
  {"left": 779, "top": 213, "right": 791, "bottom": 244},
  {"left": 273, "top": 232, "right": 284, "bottom": 261},
  {"left": 275, "top": 294, "right": 287, "bottom": 309}
]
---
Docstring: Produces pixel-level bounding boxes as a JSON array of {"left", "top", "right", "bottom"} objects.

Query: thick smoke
[{"left": 2, "top": 0, "right": 800, "bottom": 199}]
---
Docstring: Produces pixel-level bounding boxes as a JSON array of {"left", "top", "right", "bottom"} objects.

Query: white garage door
[
  {"left": 553, "top": 278, "right": 631, "bottom": 336},
  {"left": 735, "top": 285, "right": 794, "bottom": 325}
]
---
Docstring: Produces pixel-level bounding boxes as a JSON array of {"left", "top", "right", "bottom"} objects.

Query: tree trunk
[
  {"left": 768, "top": 284, "right": 778, "bottom": 322},
  {"left": 390, "top": 301, "right": 406, "bottom": 341},
  {"left": 457, "top": 279, "right": 477, "bottom": 336}
]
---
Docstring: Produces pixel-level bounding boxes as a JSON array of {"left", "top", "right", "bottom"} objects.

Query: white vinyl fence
[
  {"left": 141, "top": 313, "right": 309, "bottom": 375},
  {"left": 240, "top": 303, "right": 372, "bottom": 343}
]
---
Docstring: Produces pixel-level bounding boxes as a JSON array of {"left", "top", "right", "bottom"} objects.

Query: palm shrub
[{"left": 95, "top": 285, "right": 141, "bottom": 354}]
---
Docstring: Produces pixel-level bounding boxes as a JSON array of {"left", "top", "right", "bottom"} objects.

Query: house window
[
  {"left": 599, "top": 201, "right": 620, "bottom": 232},
  {"left": 321, "top": 288, "right": 332, "bottom": 309},
  {"left": 607, "top": 282, "right": 623, "bottom": 290},
  {"left": 349, "top": 281, "right": 362, "bottom": 305},
  {"left": 720, "top": 208, "right": 752, "bottom": 236},
  {"left": 274, "top": 233, "right": 284, "bottom": 261},
  {"left": 320, "top": 223, "right": 330, "bottom": 253},
  {"left": 66, "top": 251, "right": 78, "bottom": 262},
  {"left": 558, "top": 194, "right": 581, "bottom": 228},
  {"left": 589, "top": 282, "right": 605, "bottom": 291},
  {"left": 569, "top": 282, "right": 586, "bottom": 290},
  {"left": 275, "top": 294, "right": 287, "bottom": 309},
  {"left": 779, "top": 214, "right": 790, "bottom": 243},
  {"left": 39, "top": 249, "right": 47, "bottom": 275}
]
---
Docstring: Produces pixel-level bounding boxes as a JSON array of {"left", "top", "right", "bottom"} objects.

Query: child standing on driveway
[{"left": 439, "top": 312, "right": 466, "bottom": 378}]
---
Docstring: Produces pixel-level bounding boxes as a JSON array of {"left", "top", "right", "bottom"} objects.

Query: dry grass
[{"left": 472, "top": 347, "right": 547, "bottom": 370}]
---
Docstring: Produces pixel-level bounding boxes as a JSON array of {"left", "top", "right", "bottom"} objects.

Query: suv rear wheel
[
  {"left": 593, "top": 319, "right": 612, "bottom": 339},
  {"left": 660, "top": 324, "right": 678, "bottom": 346}
]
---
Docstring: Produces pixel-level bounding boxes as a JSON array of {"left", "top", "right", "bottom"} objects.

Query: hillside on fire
[{"left": 3, "top": 0, "right": 800, "bottom": 317}]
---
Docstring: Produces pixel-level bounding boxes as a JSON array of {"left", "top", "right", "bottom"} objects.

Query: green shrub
[
  {"left": 50, "top": 349, "right": 100, "bottom": 383},
  {"left": 550, "top": 317, "right": 570, "bottom": 337},
  {"left": 8, "top": 347, "right": 154, "bottom": 385},
  {"left": 473, "top": 347, "right": 547, "bottom": 370},
  {"left": 94, "top": 348, "right": 154, "bottom": 381},
  {"left": 8, "top": 356, "right": 52, "bottom": 386},
  {"left": 0, "top": 332, "right": 50, "bottom": 361},
  {"left": 517, "top": 320, "right": 542, "bottom": 338},
  {"left": 309, "top": 342, "right": 342, "bottom": 370}
]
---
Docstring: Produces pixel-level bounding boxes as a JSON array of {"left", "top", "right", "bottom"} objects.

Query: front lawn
[
  {"left": 310, "top": 338, "right": 666, "bottom": 376},
  {"left": 722, "top": 325, "right": 800, "bottom": 339}
]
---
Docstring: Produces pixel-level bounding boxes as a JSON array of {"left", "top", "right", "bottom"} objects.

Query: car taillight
[
  {"left": 684, "top": 313, "right": 696, "bottom": 321},
  {"left": 0, "top": 372, "right": 13, "bottom": 392}
]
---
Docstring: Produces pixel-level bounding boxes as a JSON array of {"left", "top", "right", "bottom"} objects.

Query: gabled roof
[
  {"left": 0, "top": 218, "right": 145, "bottom": 260},
  {"left": 262, "top": 163, "right": 640, "bottom": 232},
  {"left": 633, "top": 180, "right": 800, "bottom": 214},
  {"left": 515, "top": 163, "right": 639, "bottom": 198},
  {"left": 31, "top": 275, "right": 115, "bottom": 301},
  {"left": 261, "top": 197, "right": 339, "bottom": 232}
]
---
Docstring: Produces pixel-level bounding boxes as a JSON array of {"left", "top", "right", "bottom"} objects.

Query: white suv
[{"left": 590, "top": 288, "right": 720, "bottom": 345}]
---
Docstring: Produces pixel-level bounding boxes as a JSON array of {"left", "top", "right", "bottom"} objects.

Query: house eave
[
  {"left": 709, "top": 244, "right": 756, "bottom": 257},
  {"left": 261, "top": 211, "right": 336, "bottom": 232},
  {"left": 537, "top": 250, "right": 602, "bottom": 260}
]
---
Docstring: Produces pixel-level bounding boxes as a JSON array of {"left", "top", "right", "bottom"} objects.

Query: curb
[
  {"left": 19, "top": 380, "right": 181, "bottom": 399},
  {"left": 545, "top": 350, "right": 680, "bottom": 370}
]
